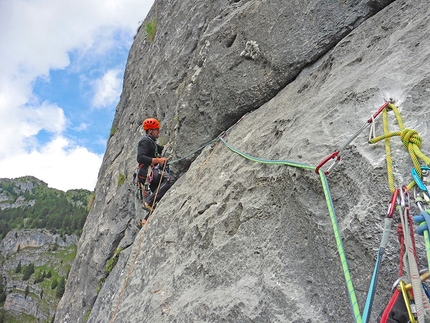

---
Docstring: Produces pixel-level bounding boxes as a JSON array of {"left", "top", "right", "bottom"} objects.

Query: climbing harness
[{"left": 110, "top": 161, "right": 167, "bottom": 323}]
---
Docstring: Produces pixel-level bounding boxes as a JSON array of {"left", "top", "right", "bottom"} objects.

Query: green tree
[
  {"left": 24, "top": 285, "right": 29, "bottom": 298},
  {"left": 22, "top": 263, "right": 34, "bottom": 281},
  {"left": 0, "top": 279, "right": 6, "bottom": 303},
  {"left": 51, "top": 278, "right": 58, "bottom": 290},
  {"left": 34, "top": 272, "right": 44, "bottom": 284},
  {"left": 55, "top": 277, "right": 65, "bottom": 298},
  {"left": 15, "top": 260, "right": 21, "bottom": 273}
]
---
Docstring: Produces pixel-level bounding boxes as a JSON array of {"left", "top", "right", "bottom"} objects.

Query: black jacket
[{"left": 137, "top": 135, "right": 164, "bottom": 176}]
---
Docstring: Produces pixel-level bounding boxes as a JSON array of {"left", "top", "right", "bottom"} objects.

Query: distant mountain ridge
[
  {"left": 0, "top": 176, "right": 91, "bottom": 322},
  {"left": 0, "top": 176, "right": 93, "bottom": 239}
]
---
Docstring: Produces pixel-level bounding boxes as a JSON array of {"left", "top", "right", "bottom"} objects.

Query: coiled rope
[
  {"left": 368, "top": 103, "right": 430, "bottom": 322},
  {"left": 369, "top": 104, "right": 430, "bottom": 192}
]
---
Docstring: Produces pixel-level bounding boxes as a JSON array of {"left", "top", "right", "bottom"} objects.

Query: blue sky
[{"left": 0, "top": 0, "right": 154, "bottom": 191}]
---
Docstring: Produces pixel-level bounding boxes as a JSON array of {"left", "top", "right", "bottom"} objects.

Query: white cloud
[
  {"left": 74, "top": 123, "right": 89, "bottom": 132},
  {"left": 23, "top": 102, "right": 67, "bottom": 136},
  {"left": 92, "top": 69, "right": 122, "bottom": 108},
  {"left": 0, "top": 136, "right": 103, "bottom": 191},
  {"left": 0, "top": 0, "right": 153, "bottom": 190}
]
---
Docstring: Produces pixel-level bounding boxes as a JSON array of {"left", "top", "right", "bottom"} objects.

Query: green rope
[
  {"left": 218, "top": 136, "right": 362, "bottom": 323},
  {"left": 219, "top": 137, "right": 315, "bottom": 170},
  {"left": 319, "top": 170, "right": 362, "bottom": 323},
  {"left": 424, "top": 228, "right": 430, "bottom": 273}
]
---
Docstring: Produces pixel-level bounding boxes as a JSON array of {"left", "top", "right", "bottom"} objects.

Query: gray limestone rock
[
  {"left": 55, "top": 0, "right": 430, "bottom": 322},
  {"left": 0, "top": 229, "right": 78, "bottom": 257},
  {"left": 3, "top": 293, "right": 43, "bottom": 319}
]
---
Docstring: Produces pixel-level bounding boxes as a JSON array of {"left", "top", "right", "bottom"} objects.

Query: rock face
[
  {"left": 3, "top": 293, "right": 42, "bottom": 319},
  {"left": 0, "top": 229, "right": 78, "bottom": 257},
  {"left": 0, "top": 177, "right": 42, "bottom": 210},
  {"left": 0, "top": 229, "right": 78, "bottom": 322},
  {"left": 55, "top": 0, "right": 430, "bottom": 322}
]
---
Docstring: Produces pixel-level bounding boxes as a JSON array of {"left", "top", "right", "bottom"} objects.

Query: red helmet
[{"left": 143, "top": 118, "right": 160, "bottom": 131}]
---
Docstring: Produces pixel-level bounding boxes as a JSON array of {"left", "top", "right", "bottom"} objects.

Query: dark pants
[{"left": 146, "top": 169, "right": 171, "bottom": 207}]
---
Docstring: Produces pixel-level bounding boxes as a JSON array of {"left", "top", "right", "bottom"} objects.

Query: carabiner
[
  {"left": 387, "top": 188, "right": 399, "bottom": 218},
  {"left": 316, "top": 100, "right": 394, "bottom": 175},
  {"left": 396, "top": 271, "right": 430, "bottom": 292},
  {"left": 366, "top": 100, "right": 392, "bottom": 124},
  {"left": 399, "top": 280, "right": 418, "bottom": 323},
  {"left": 398, "top": 186, "right": 406, "bottom": 209},
  {"left": 412, "top": 169, "right": 429, "bottom": 198},
  {"left": 402, "top": 185, "right": 410, "bottom": 209},
  {"left": 315, "top": 150, "right": 340, "bottom": 175}
]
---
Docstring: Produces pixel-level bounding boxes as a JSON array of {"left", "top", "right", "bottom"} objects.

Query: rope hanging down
[
  {"left": 115, "top": 101, "right": 429, "bottom": 323},
  {"left": 218, "top": 135, "right": 363, "bottom": 323},
  {"left": 110, "top": 162, "right": 167, "bottom": 323},
  {"left": 365, "top": 103, "right": 430, "bottom": 322},
  {"left": 218, "top": 101, "right": 430, "bottom": 323}
]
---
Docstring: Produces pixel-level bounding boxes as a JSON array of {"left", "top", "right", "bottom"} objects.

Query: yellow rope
[{"left": 369, "top": 104, "right": 430, "bottom": 192}]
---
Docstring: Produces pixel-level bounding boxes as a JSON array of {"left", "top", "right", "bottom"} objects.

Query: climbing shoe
[
  {"left": 143, "top": 202, "right": 154, "bottom": 212},
  {"left": 137, "top": 219, "right": 147, "bottom": 229}
]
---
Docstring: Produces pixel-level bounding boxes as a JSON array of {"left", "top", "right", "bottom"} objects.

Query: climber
[{"left": 137, "top": 118, "right": 171, "bottom": 223}]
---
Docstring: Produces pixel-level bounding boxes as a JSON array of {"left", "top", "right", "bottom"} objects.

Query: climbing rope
[
  {"left": 167, "top": 138, "right": 219, "bottom": 165},
  {"left": 110, "top": 162, "right": 167, "bottom": 323},
  {"left": 369, "top": 104, "right": 430, "bottom": 192},
  {"left": 318, "top": 169, "right": 363, "bottom": 323},
  {"left": 364, "top": 102, "right": 430, "bottom": 322},
  {"left": 362, "top": 188, "right": 398, "bottom": 323},
  {"left": 219, "top": 137, "right": 315, "bottom": 170},
  {"left": 167, "top": 113, "right": 250, "bottom": 165},
  {"left": 415, "top": 203, "right": 430, "bottom": 271},
  {"left": 397, "top": 187, "right": 429, "bottom": 323},
  {"left": 115, "top": 101, "right": 430, "bottom": 323},
  {"left": 218, "top": 134, "right": 362, "bottom": 323}
]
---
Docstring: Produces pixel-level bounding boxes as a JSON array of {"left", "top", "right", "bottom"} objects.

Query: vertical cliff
[{"left": 55, "top": 0, "right": 430, "bottom": 322}]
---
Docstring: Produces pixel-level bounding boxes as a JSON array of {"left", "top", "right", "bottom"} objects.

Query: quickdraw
[
  {"left": 397, "top": 186, "right": 429, "bottom": 323},
  {"left": 399, "top": 280, "right": 418, "bottom": 323},
  {"left": 412, "top": 166, "right": 430, "bottom": 199},
  {"left": 315, "top": 100, "right": 393, "bottom": 175},
  {"left": 362, "top": 188, "right": 399, "bottom": 322}
]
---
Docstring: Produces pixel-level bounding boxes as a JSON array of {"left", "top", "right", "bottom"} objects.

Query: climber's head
[{"left": 143, "top": 118, "right": 161, "bottom": 137}]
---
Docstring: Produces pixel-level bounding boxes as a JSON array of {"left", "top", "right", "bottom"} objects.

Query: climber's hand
[{"left": 152, "top": 157, "right": 168, "bottom": 166}]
